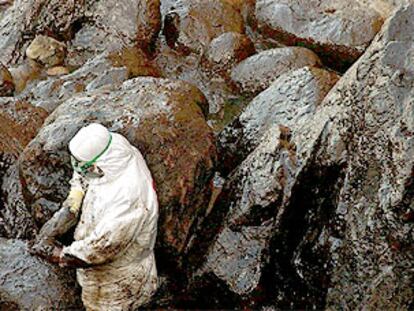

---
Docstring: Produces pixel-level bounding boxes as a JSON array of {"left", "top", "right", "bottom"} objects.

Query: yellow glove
[{"left": 66, "top": 188, "right": 85, "bottom": 214}]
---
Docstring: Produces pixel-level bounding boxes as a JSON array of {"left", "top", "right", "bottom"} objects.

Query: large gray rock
[
  {"left": 268, "top": 4, "right": 414, "bottom": 309},
  {"left": 230, "top": 47, "right": 322, "bottom": 94},
  {"left": 19, "top": 78, "right": 216, "bottom": 264},
  {"left": 187, "top": 69, "right": 338, "bottom": 309},
  {"left": 256, "top": 0, "right": 384, "bottom": 71},
  {"left": 0, "top": 238, "right": 83, "bottom": 310},
  {"left": 319, "top": 5, "right": 414, "bottom": 309},
  {"left": 219, "top": 66, "right": 339, "bottom": 175},
  {"left": 67, "top": 0, "right": 146, "bottom": 67}
]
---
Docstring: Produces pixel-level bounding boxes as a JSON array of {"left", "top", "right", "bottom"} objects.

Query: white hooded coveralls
[{"left": 62, "top": 129, "right": 159, "bottom": 311}]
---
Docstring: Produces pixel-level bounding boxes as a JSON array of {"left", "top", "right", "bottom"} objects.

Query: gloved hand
[
  {"left": 64, "top": 188, "right": 85, "bottom": 214},
  {"left": 59, "top": 252, "right": 92, "bottom": 269}
]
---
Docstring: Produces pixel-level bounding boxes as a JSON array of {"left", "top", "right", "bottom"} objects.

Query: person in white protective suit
[{"left": 55, "top": 123, "right": 159, "bottom": 310}]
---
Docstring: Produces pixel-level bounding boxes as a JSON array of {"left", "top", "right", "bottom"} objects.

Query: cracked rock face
[
  {"left": 314, "top": 5, "right": 414, "bottom": 309},
  {"left": 219, "top": 66, "right": 339, "bottom": 175},
  {"left": 0, "top": 238, "right": 83, "bottom": 310},
  {"left": 230, "top": 47, "right": 322, "bottom": 95},
  {"left": 19, "top": 77, "right": 216, "bottom": 265},
  {"left": 256, "top": 0, "right": 384, "bottom": 71}
]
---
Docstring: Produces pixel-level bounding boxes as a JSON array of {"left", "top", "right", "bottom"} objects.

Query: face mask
[
  {"left": 71, "top": 156, "right": 105, "bottom": 179},
  {"left": 70, "top": 134, "right": 112, "bottom": 179}
]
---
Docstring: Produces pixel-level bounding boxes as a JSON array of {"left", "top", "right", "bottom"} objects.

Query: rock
[
  {"left": 187, "top": 66, "right": 336, "bottom": 307},
  {"left": 24, "top": 47, "right": 160, "bottom": 113},
  {"left": 298, "top": 5, "right": 414, "bottom": 309},
  {"left": 163, "top": 0, "right": 245, "bottom": 54},
  {"left": 0, "top": 63, "right": 14, "bottom": 96},
  {"left": 0, "top": 238, "right": 83, "bottom": 310},
  {"left": 0, "top": 98, "right": 48, "bottom": 238},
  {"left": 26, "top": 35, "right": 66, "bottom": 68},
  {"left": 67, "top": 0, "right": 147, "bottom": 67},
  {"left": 256, "top": 0, "right": 384, "bottom": 71},
  {"left": 262, "top": 4, "right": 414, "bottom": 309},
  {"left": 9, "top": 61, "right": 43, "bottom": 94},
  {"left": 202, "top": 32, "right": 256, "bottom": 80},
  {"left": 219, "top": 67, "right": 339, "bottom": 176},
  {"left": 46, "top": 66, "right": 70, "bottom": 76},
  {"left": 19, "top": 78, "right": 216, "bottom": 265},
  {"left": 155, "top": 43, "right": 236, "bottom": 114},
  {"left": 230, "top": 47, "right": 322, "bottom": 95},
  {"left": 136, "top": 0, "right": 161, "bottom": 55},
  {"left": 0, "top": 0, "right": 84, "bottom": 66}
]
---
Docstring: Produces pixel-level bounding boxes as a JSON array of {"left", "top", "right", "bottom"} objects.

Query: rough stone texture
[
  {"left": 301, "top": 5, "right": 414, "bottom": 309},
  {"left": 0, "top": 98, "right": 48, "bottom": 239},
  {"left": 136, "top": 0, "right": 161, "bottom": 55},
  {"left": 0, "top": 238, "right": 83, "bottom": 310},
  {"left": 67, "top": 0, "right": 149, "bottom": 67},
  {"left": 155, "top": 43, "right": 236, "bottom": 114},
  {"left": 256, "top": 0, "right": 384, "bottom": 71},
  {"left": 163, "top": 0, "right": 245, "bottom": 54},
  {"left": 0, "top": 0, "right": 85, "bottom": 66},
  {"left": 23, "top": 53, "right": 128, "bottom": 113},
  {"left": 230, "top": 47, "right": 322, "bottom": 95},
  {"left": 202, "top": 32, "right": 256, "bottom": 80},
  {"left": 0, "top": 62, "right": 14, "bottom": 96},
  {"left": 187, "top": 69, "right": 338, "bottom": 309},
  {"left": 26, "top": 35, "right": 66, "bottom": 68},
  {"left": 19, "top": 78, "right": 216, "bottom": 265},
  {"left": 219, "top": 67, "right": 339, "bottom": 176}
]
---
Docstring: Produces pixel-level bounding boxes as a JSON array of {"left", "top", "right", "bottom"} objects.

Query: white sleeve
[
  {"left": 62, "top": 197, "right": 147, "bottom": 265},
  {"left": 69, "top": 171, "right": 85, "bottom": 192}
]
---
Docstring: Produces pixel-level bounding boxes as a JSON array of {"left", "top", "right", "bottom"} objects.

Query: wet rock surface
[
  {"left": 307, "top": 5, "right": 414, "bottom": 309},
  {"left": 256, "top": 0, "right": 384, "bottom": 71},
  {"left": 230, "top": 47, "right": 322, "bottom": 95},
  {"left": 219, "top": 66, "right": 339, "bottom": 175},
  {"left": 163, "top": 0, "right": 245, "bottom": 54},
  {"left": 0, "top": 238, "right": 83, "bottom": 310},
  {"left": 19, "top": 77, "right": 216, "bottom": 265},
  {"left": 0, "top": 98, "right": 48, "bottom": 238},
  {"left": 0, "top": 0, "right": 413, "bottom": 310}
]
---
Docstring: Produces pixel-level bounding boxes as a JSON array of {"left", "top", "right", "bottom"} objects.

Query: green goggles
[{"left": 71, "top": 134, "right": 112, "bottom": 174}]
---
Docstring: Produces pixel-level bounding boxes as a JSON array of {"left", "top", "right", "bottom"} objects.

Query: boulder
[
  {"left": 256, "top": 0, "right": 384, "bottom": 71},
  {"left": 163, "top": 0, "right": 245, "bottom": 54},
  {"left": 26, "top": 35, "right": 66, "bottom": 68},
  {"left": 22, "top": 47, "right": 159, "bottom": 113},
  {"left": 19, "top": 78, "right": 216, "bottom": 265},
  {"left": 0, "top": 98, "right": 48, "bottom": 239},
  {"left": 263, "top": 4, "right": 414, "bottom": 309},
  {"left": 0, "top": 63, "right": 14, "bottom": 96},
  {"left": 230, "top": 47, "right": 322, "bottom": 95},
  {"left": 219, "top": 67, "right": 339, "bottom": 175},
  {"left": 304, "top": 4, "right": 414, "bottom": 309},
  {"left": 0, "top": 238, "right": 83, "bottom": 310},
  {"left": 202, "top": 32, "right": 256, "bottom": 80},
  {"left": 155, "top": 43, "right": 236, "bottom": 114},
  {"left": 67, "top": 0, "right": 150, "bottom": 67},
  {"left": 187, "top": 69, "right": 337, "bottom": 309},
  {"left": 0, "top": 0, "right": 84, "bottom": 66}
]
